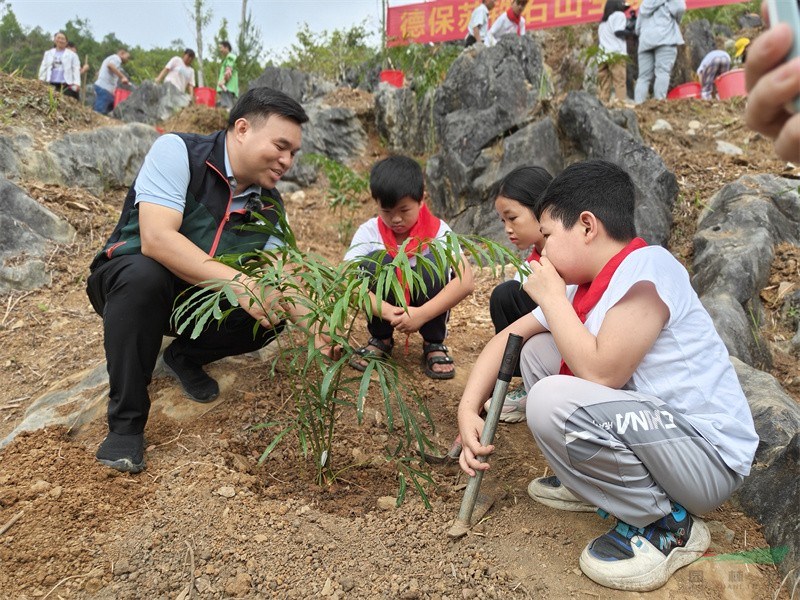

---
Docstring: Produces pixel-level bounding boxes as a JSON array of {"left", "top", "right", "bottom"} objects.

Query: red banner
[{"left": 386, "top": 0, "right": 748, "bottom": 46}]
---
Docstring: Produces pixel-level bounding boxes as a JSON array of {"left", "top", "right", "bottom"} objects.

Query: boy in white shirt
[
  {"left": 346, "top": 155, "right": 474, "bottom": 380},
  {"left": 457, "top": 160, "right": 758, "bottom": 591},
  {"left": 488, "top": 0, "right": 528, "bottom": 43}
]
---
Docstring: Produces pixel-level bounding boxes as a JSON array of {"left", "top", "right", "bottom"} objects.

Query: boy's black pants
[
  {"left": 362, "top": 251, "right": 449, "bottom": 344},
  {"left": 86, "top": 254, "right": 282, "bottom": 435}
]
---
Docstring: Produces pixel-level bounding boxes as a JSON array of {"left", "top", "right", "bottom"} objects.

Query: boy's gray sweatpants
[
  {"left": 635, "top": 44, "right": 678, "bottom": 102},
  {"left": 520, "top": 333, "right": 743, "bottom": 527}
]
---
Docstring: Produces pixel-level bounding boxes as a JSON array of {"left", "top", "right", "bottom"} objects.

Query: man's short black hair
[
  {"left": 369, "top": 155, "right": 424, "bottom": 209},
  {"left": 227, "top": 87, "right": 309, "bottom": 129},
  {"left": 496, "top": 166, "right": 552, "bottom": 212},
  {"left": 219, "top": 40, "right": 232, "bottom": 51},
  {"left": 535, "top": 159, "right": 637, "bottom": 242},
  {"left": 184, "top": 48, "right": 196, "bottom": 59}
]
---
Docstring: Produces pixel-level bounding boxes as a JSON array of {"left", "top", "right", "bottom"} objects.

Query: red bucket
[
  {"left": 667, "top": 82, "right": 701, "bottom": 100},
  {"left": 194, "top": 87, "right": 217, "bottom": 107},
  {"left": 715, "top": 69, "right": 747, "bottom": 100},
  {"left": 113, "top": 87, "right": 131, "bottom": 108},
  {"left": 379, "top": 70, "right": 404, "bottom": 88}
]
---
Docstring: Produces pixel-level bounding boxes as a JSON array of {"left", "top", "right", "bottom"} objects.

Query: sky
[{"left": 10, "top": 0, "right": 422, "bottom": 58}]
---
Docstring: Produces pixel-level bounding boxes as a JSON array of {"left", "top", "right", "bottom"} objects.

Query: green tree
[
  {"left": 189, "top": 0, "right": 212, "bottom": 87},
  {"left": 283, "top": 22, "right": 374, "bottom": 82},
  {"left": 236, "top": 0, "right": 263, "bottom": 85}
]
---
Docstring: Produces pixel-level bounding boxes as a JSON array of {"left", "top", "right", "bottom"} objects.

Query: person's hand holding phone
[{"left": 744, "top": 0, "right": 800, "bottom": 163}]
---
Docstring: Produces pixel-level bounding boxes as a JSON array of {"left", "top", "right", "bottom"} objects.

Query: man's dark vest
[{"left": 90, "top": 129, "right": 283, "bottom": 272}]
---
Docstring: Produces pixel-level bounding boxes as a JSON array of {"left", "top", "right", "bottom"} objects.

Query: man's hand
[
  {"left": 234, "top": 275, "right": 284, "bottom": 329},
  {"left": 457, "top": 409, "right": 493, "bottom": 476},
  {"left": 745, "top": 6, "right": 800, "bottom": 163}
]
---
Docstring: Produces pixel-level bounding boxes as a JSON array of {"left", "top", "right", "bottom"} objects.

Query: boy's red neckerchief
[
  {"left": 526, "top": 248, "right": 541, "bottom": 264},
  {"left": 506, "top": 8, "right": 523, "bottom": 34},
  {"left": 559, "top": 237, "right": 648, "bottom": 376},
  {"left": 377, "top": 202, "right": 440, "bottom": 305}
]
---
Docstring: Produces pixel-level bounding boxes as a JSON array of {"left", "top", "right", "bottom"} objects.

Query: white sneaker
[
  {"left": 579, "top": 505, "right": 710, "bottom": 592},
  {"left": 527, "top": 475, "right": 597, "bottom": 512},
  {"left": 483, "top": 385, "right": 527, "bottom": 423}
]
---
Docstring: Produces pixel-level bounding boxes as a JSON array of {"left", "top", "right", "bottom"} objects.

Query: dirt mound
[
  {"left": 160, "top": 104, "right": 230, "bottom": 134},
  {"left": 0, "top": 71, "right": 110, "bottom": 142}
]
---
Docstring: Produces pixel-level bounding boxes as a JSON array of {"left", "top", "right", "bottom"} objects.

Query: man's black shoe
[
  {"left": 96, "top": 432, "right": 145, "bottom": 473},
  {"left": 162, "top": 345, "right": 220, "bottom": 403}
]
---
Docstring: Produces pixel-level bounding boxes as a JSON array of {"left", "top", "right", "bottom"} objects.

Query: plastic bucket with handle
[
  {"left": 113, "top": 87, "right": 131, "bottom": 108},
  {"left": 194, "top": 87, "right": 217, "bottom": 107},
  {"left": 379, "top": 70, "right": 404, "bottom": 88},
  {"left": 715, "top": 69, "right": 747, "bottom": 99},
  {"left": 667, "top": 82, "right": 701, "bottom": 100}
]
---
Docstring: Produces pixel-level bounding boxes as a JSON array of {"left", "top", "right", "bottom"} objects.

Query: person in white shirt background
[
  {"left": 38, "top": 31, "right": 81, "bottom": 100},
  {"left": 465, "top": 0, "right": 496, "bottom": 47},
  {"left": 488, "top": 0, "right": 529, "bottom": 44},
  {"left": 155, "top": 49, "right": 197, "bottom": 96}
]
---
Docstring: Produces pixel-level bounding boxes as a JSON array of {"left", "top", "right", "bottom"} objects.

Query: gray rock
[
  {"left": 247, "top": 66, "right": 335, "bottom": 102},
  {"left": 428, "top": 117, "right": 562, "bottom": 241},
  {"left": 375, "top": 86, "right": 435, "bottom": 156},
  {"left": 557, "top": 92, "right": 678, "bottom": 246},
  {"left": 302, "top": 105, "right": 366, "bottom": 163},
  {"left": 424, "top": 35, "right": 545, "bottom": 232},
  {"left": 45, "top": 124, "right": 159, "bottom": 194},
  {"left": 683, "top": 19, "right": 717, "bottom": 71},
  {"left": 0, "top": 177, "right": 76, "bottom": 293},
  {"left": 730, "top": 358, "right": 800, "bottom": 586},
  {"left": 651, "top": 119, "right": 673, "bottom": 132},
  {"left": 716, "top": 140, "right": 743, "bottom": 155},
  {"left": 733, "top": 357, "right": 800, "bottom": 455},
  {"left": 0, "top": 130, "right": 33, "bottom": 179},
  {"left": 432, "top": 35, "right": 543, "bottom": 166},
  {"left": 701, "top": 292, "right": 772, "bottom": 368},
  {"left": 111, "top": 81, "right": 191, "bottom": 125},
  {"left": 738, "top": 13, "right": 763, "bottom": 29}
]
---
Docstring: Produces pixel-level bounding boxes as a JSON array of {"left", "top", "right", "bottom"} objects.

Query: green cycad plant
[{"left": 172, "top": 201, "right": 527, "bottom": 502}]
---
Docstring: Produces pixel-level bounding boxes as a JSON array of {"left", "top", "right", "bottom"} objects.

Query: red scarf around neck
[
  {"left": 377, "top": 202, "right": 441, "bottom": 304},
  {"left": 506, "top": 8, "right": 523, "bottom": 35},
  {"left": 559, "top": 237, "right": 648, "bottom": 376},
  {"left": 526, "top": 248, "right": 541, "bottom": 264}
]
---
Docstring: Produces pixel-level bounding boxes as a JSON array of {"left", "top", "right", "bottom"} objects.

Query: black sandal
[
  {"left": 422, "top": 342, "right": 455, "bottom": 380},
  {"left": 350, "top": 337, "right": 394, "bottom": 372}
]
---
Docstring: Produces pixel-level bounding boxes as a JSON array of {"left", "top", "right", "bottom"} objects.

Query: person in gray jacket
[{"left": 634, "top": 0, "right": 685, "bottom": 103}]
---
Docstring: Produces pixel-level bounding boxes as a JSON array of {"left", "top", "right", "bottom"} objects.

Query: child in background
[
  {"left": 458, "top": 160, "right": 757, "bottom": 591},
  {"left": 346, "top": 155, "right": 474, "bottom": 380},
  {"left": 486, "top": 166, "right": 553, "bottom": 422},
  {"left": 597, "top": 0, "right": 631, "bottom": 103},
  {"left": 488, "top": 0, "right": 529, "bottom": 42}
]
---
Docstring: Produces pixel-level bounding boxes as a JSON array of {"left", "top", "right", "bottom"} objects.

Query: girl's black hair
[
  {"left": 496, "top": 166, "right": 553, "bottom": 212},
  {"left": 602, "top": 0, "right": 628, "bottom": 22}
]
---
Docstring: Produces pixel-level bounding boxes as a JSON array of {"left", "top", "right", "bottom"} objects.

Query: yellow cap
[{"left": 734, "top": 37, "right": 750, "bottom": 58}]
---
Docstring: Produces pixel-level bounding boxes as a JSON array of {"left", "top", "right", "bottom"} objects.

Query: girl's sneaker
[
  {"left": 483, "top": 385, "right": 527, "bottom": 423},
  {"left": 579, "top": 503, "right": 710, "bottom": 592},
  {"left": 527, "top": 475, "right": 597, "bottom": 512}
]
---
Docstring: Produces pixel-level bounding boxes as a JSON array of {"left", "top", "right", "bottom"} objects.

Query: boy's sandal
[
  {"left": 422, "top": 342, "right": 455, "bottom": 380},
  {"left": 350, "top": 337, "right": 393, "bottom": 372}
]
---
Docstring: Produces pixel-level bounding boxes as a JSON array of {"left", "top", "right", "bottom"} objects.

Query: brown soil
[{"left": 0, "top": 74, "right": 797, "bottom": 600}]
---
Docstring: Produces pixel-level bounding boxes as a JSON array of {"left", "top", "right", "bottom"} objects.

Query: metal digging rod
[{"left": 448, "top": 333, "right": 523, "bottom": 539}]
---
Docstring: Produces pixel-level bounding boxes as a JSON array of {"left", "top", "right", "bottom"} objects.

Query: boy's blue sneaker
[
  {"left": 483, "top": 384, "right": 527, "bottom": 423},
  {"left": 579, "top": 503, "right": 710, "bottom": 591},
  {"left": 527, "top": 475, "right": 597, "bottom": 512}
]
